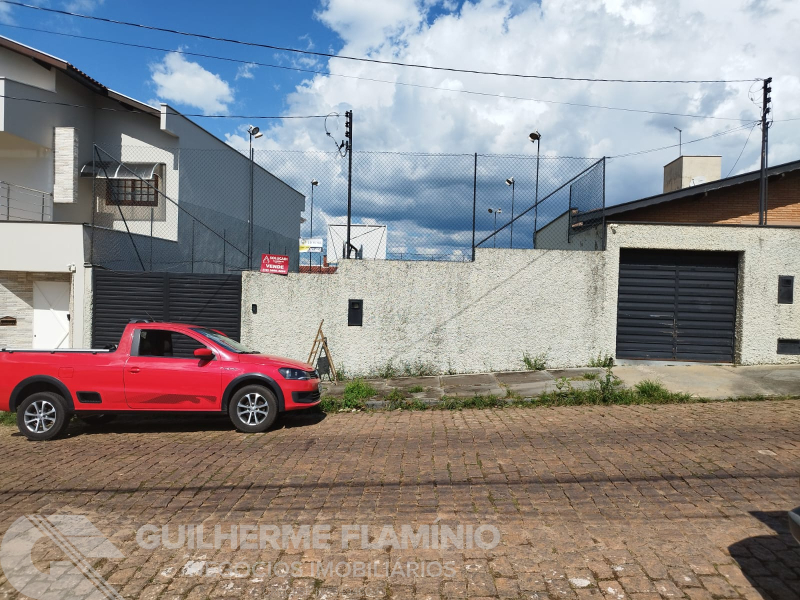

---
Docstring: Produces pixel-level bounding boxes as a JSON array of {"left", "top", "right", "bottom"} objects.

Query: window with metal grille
[{"left": 106, "top": 175, "right": 160, "bottom": 207}]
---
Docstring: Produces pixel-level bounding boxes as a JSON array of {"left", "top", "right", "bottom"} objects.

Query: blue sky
[
  {"left": 0, "top": 0, "right": 348, "bottom": 140},
  {"left": 1, "top": 0, "right": 799, "bottom": 254}
]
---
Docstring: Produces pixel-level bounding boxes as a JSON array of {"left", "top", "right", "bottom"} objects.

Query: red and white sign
[{"left": 260, "top": 254, "right": 289, "bottom": 275}]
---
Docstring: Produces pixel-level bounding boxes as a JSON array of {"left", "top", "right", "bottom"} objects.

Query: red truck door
[{"left": 124, "top": 328, "right": 222, "bottom": 410}]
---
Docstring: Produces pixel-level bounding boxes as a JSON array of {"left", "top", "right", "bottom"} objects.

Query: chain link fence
[
  {"left": 86, "top": 145, "right": 606, "bottom": 273},
  {"left": 88, "top": 145, "right": 301, "bottom": 273},
  {"left": 258, "top": 150, "right": 605, "bottom": 262},
  {"left": 476, "top": 157, "right": 606, "bottom": 251}
]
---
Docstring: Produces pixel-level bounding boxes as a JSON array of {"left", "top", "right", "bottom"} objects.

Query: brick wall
[
  {"left": 613, "top": 169, "right": 800, "bottom": 225},
  {"left": 0, "top": 272, "right": 72, "bottom": 348},
  {"left": 53, "top": 127, "right": 78, "bottom": 204}
]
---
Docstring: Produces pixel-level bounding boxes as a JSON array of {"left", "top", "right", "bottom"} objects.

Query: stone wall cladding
[
  {"left": 53, "top": 127, "right": 78, "bottom": 204},
  {"left": 0, "top": 271, "right": 72, "bottom": 348}
]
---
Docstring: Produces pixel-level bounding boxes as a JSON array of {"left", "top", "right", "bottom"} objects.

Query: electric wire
[
  {"left": 0, "top": 23, "right": 761, "bottom": 123},
  {"left": 0, "top": 0, "right": 760, "bottom": 84}
]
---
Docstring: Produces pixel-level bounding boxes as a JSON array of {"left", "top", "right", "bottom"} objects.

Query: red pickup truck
[{"left": 0, "top": 321, "right": 321, "bottom": 440}]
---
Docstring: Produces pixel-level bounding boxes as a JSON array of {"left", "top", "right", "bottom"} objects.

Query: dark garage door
[
  {"left": 616, "top": 250, "right": 738, "bottom": 362},
  {"left": 92, "top": 271, "right": 242, "bottom": 349}
]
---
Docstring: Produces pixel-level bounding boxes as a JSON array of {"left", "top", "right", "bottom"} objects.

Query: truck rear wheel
[
  {"left": 228, "top": 385, "right": 278, "bottom": 433},
  {"left": 17, "top": 392, "right": 70, "bottom": 441}
]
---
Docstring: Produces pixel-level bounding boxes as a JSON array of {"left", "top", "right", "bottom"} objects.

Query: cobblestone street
[{"left": 0, "top": 400, "right": 799, "bottom": 599}]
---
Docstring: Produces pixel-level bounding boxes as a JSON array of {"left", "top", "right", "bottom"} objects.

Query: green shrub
[
  {"left": 375, "top": 361, "right": 398, "bottom": 379},
  {"left": 588, "top": 353, "right": 615, "bottom": 368},
  {"left": 407, "top": 385, "right": 425, "bottom": 393},
  {"left": 343, "top": 379, "right": 376, "bottom": 403},
  {"left": 522, "top": 352, "right": 548, "bottom": 371}
]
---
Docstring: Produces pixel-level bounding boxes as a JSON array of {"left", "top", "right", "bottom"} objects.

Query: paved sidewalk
[
  {"left": 322, "top": 364, "right": 800, "bottom": 400},
  {"left": 1, "top": 401, "right": 799, "bottom": 599}
]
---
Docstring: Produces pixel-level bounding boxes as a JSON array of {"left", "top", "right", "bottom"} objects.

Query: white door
[{"left": 33, "top": 281, "right": 70, "bottom": 349}]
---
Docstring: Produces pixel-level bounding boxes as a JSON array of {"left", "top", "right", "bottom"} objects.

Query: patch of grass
[
  {"left": 588, "top": 353, "right": 615, "bottom": 368},
  {"left": 343, "top": 379, "right": 377, "bottom": 403},
  {"left": 0, "top": 411, "right": 16, "bottom": 427},
  {"left": 407, "top": 385, "right": 425, "bottom": 393},
  {"left": 319, "top": 395, "right": 366, "bottom": 412},
  {"left": 634, "top": 379, "right": 688, "bottom": 402},
  {"left": 374, "top": 361, "right": 398, "bottom": 379},
  {"left": 401, "top": 361, "right": 438, "bottom": 377},
  {"left": 582, "top": 372, "right": 599, "bottom": 381},
  {"left": 522, "top": 352, "right": 548, "bottom": 371}
]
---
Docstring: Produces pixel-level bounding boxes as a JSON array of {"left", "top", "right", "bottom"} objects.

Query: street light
[
  {"left": 247, "top": 126, "right": 263, "bottom": 268},
  {"left": 505, "top": 177, "right": 515, "bottom": 248},
  {"left": 309, "top": 179, "right": 319, "bottom": 237},
  {"left": 488, "top": 207, "right": 502, "bottom": 248},
  {"left": 529, "top": 131, "right": 541, "bottom": 248}
]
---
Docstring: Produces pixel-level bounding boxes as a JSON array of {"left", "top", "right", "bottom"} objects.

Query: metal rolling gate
[
  {"left": 616, "top": 249, "right": 739, "bottom": 362},
  {"left": 92, "top": 271, "right": 242, "bottom": 348}
]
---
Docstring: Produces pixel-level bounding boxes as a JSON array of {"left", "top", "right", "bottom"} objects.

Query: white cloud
[
  {"left": 0, "top": 4, "right": 14, "bottom": 24},
  {"left": 64, "top": 0, "right": 105, "bottom": 12},
  {"left": 150, "top": 52, "right": 234, "bottom": 115},
  {"left": 227, "top": 0, "right": 800, "bottom": 254},
  {"left": 235, "top": 62, "right": 258, "bottom": 80}
]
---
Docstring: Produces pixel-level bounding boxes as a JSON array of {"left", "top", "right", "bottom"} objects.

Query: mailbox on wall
[{"left": 348, "top": 299, "right": 363, "bottom": 326}]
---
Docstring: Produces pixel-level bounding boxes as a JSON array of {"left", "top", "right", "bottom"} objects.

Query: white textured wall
[
  {"left": 242, "top": 224, "right": 800, "bottom": 373},
  {"left": 242, "top": 248, "right": 612, "bottom": 375},
  {"left": 605, "top": 223, "right": 800, "bottom": 365}
]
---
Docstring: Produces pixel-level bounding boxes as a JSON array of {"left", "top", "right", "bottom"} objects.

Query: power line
[
  {"left": 610, "top": 122, "right": 759, "bottom": 159},
  {"left": 0, "top": 24, "right": 760, "bottom": 123},
  {"left": 0, "top": 0, "right": 759, "bottom": 84},
  {"left": 0, "top": 93, "right": 327, "bottom": 119},
  {"left": 726, "top": 122, "right": 759, "bottom": 177}
]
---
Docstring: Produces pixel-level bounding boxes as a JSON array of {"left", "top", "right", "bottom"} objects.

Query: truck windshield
[{"left": 192, "top": 328, "right": 258, "bottom": 354}]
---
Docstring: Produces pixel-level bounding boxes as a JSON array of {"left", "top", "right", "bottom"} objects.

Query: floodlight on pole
[
  {"left": 505, "top": 177, "right": 515, "bottom": 248},
  {"left": 529, "top": 131, "right": 541, "bottom": 248},
  {"left": 310, "top": 179, "right": 319, "bottom": 237},
  {"left": 488, "top": 207, "right": 502, "bottom": 248},
  {"left": 246, "top": 126, "right": 263, "bottom": 266}
]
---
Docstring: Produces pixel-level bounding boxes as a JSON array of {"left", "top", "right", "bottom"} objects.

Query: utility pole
[
  {"left": 759, "top": 77, "right": 772, "bottom": 225},
  {"left": 345, "top": 110, "right": 353, "bottom": 258}
]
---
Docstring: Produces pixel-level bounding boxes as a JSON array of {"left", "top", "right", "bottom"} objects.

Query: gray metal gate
[
  {"left": 92, "top": 270, "right": 242, "bottom": 349},
  {"left": 616, "top": 250, "right": 738, "bottom": 362}
]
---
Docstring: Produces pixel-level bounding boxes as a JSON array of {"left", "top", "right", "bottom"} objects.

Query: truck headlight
[{"left": 279, "top": 367, "right": 309, "bottom": 380}]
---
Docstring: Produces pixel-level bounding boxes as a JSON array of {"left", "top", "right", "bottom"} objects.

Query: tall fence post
[
  {"left": 191, "top": 220, "right": 195, "bottom": 273},
  {"left": 601, "top": 157, "right": 607, "bottom": 251},
  {"left": 222, "top": 229, "right": 226, "bottom": 274},
  {"left": 472, "top": 152, "right": 477, "bottom": 262}
]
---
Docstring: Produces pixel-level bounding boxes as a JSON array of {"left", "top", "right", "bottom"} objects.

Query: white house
[{"left": 0, "top": 35, "right": 305, "bottom": 350}]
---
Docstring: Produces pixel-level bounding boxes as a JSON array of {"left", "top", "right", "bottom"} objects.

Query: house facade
[{"left": 0, "top": 35, "right": 305, "bottom": 350}]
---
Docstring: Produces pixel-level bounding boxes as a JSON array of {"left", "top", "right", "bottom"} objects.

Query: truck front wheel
[
  {"left": 228, "top": 385, "right": 278, "bottom": 433},
  {"left": 17, "top": 392, "right": 70, "bottom": 441}
]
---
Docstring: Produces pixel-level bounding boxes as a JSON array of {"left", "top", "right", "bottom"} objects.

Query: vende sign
[{"left": 260, "top": 254, "right": 289, "bottom": 275}]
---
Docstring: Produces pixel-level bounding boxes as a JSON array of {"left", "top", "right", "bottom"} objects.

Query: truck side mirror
[{"left": 194, "top": 347, "right": 214, "bottom": 360}]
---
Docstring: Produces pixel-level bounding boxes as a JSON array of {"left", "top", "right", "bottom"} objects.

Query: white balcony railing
[{"left": 0, "top": 181, "right": 54, "bottom": 222}]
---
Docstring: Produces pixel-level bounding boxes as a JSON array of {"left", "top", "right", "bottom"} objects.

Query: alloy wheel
[
  {"left": 237, "top": 393, "right": 270, "bottom": 426},
  {"left": 23, "top": 399, "right": 57, "bottom": 433}
]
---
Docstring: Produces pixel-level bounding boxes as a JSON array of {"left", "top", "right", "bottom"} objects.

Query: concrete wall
[
  {"left": 241, "top": 224, "right": 800, "bottom": 374},
  {"left": 605, "top": 223, "right": 800, "bottom": 365},
  {"left": 242, "top": 248, "right": 612, "bottom": 375},
  {"left": 663, "top": 156, "right": 722, "bottom": 192},
  {"left": 0, "top": 223, "right": 87, "bottom": 347}
]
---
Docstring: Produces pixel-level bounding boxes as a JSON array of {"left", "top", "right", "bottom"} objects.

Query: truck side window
[{"left": 137, "top": 330, "right": 208, "bottom": 359}]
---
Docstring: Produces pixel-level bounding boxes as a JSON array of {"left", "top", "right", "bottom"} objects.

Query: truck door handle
[{"left": 128, "top": 367, "right": 141, "bottom": 374}]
